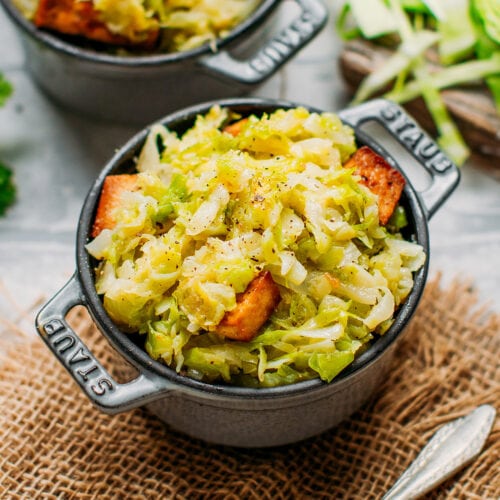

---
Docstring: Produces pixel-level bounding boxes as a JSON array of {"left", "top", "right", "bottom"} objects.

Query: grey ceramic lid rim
[
  {"left": 75, "top": 97, "right": 431, "bottom": 399},
  {"left": 0, "top": 0, "right": 280, "bottom": 66}
]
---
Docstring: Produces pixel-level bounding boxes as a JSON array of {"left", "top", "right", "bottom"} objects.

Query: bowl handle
[
  {"left": 199, "top": 0, "right": 328, "bottom": 84},
  {"left": 35, "top": 273, "right": 173, "bottom": 414},
  {"left": 338, "top": 99, "right": 460, "bottom": 219}
]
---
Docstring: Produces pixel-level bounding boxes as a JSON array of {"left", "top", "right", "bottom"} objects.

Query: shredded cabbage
[
  {"left": 147, "top": 0, "right": 262, "bottom": 52},
  {"left": 87, "top": 106, "right": 426, "bottom": 387},
  {"left": 93, "top": 0, "right": 158, "bottom": 43},
  {"left": 339, "top": 0, "right": 500, "bottom": 165},
  {"left": 17, "top": 0, "right": 262, "bottom": 52}
]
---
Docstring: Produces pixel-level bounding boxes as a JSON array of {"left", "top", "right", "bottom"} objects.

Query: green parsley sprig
[{"left": 0, "top": 72, "right": 16, "bottom": 215}]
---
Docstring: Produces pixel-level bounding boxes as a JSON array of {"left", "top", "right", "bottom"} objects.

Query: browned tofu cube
[
  {"left": 35, "top": 0, "right": 159, "bottom": 48},
  {"left": 91, "top": 174, "right": 139, "bottom": 237},
  {"left": 216, "top": 271, "right": 281, "bottom": 342},
  {"left": 223, "top": 118, "right": 249, "bottom": 137},
  {"left": 344, "top": 146, "right": 406, "bottom": 225}
]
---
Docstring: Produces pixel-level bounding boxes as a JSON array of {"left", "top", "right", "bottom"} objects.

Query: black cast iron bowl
[
  {"left": 0, "top": 0, "right": 327, "bottom": 125},
  {"left": 36, "top": 98, "right": 460, "bottom": 447}
]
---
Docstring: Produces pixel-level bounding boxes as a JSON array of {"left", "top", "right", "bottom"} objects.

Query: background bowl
[
  {"left": 0, "top": 0, "right": 328, "bottom": 125},
  {"left": 35, "top": 97, "right": 460, "bottom": 447}
]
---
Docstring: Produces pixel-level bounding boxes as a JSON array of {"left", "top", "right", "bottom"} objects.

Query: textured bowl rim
[
  {"left": 76, "top": 97, "right": 430, "bottom": 399},
  {"left": 0, "top": 0, "right": 280, "bottom": 67}
]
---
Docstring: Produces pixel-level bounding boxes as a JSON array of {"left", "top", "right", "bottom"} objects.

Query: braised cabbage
[
  {"left": 16, "top": 0, "right": 262, "bottom": 52},
  {"left": 86, "top": 106, "right": 426, "bottom": 387}
]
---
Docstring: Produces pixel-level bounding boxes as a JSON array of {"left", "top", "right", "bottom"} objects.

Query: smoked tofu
[
  {"left": 34, "top": 0, "right": 159, "bottom": 48},
  {"left": 217, "top": 271, "right": 281, "bottom": 342},
  {"left": 344, "top": 146, "right": 406, "bottom": 225},
  {"left": 223, "top": 118, "right": 249, "bottom": 137},
  {"left": 91, "top": 174, "right": 139, "bottom": 237}
]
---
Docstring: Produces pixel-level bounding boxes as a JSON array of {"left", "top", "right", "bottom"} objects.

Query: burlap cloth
[{"left": 0, "top": 276, "right": 498, "bottom": 499}]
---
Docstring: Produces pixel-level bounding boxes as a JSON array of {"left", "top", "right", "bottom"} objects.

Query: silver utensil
[{"left": 383, "top": 404, "right": 496, "bottom": 500}]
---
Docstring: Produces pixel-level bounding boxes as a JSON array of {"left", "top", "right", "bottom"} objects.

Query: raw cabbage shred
[{"left": 86, "top": 106, "right": 425, "bottom": 387}]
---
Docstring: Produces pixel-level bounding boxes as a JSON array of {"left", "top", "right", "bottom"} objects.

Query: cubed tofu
[
  {"left": 344, "top": 146, "right": 406, "bottom": 225},
  {"left": 216, "top": 271, "right": 281, "bottom": 342},
  {"left": 91, "top": 174, "right": 139, "bottom": 237},
  {"left": 35, "top": 0, "right": 159, "bottom": 48},
  {"left": 223, "top": 118, "right": 249, "bottom": 137}
]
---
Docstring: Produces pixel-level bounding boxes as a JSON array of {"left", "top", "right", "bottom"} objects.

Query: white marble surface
[{"left": 1, "top": 1, "right": 499, "bottom": 338}]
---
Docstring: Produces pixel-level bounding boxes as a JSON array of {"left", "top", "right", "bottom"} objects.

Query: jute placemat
[{"left": 0, "top": 276, "right": 498, "bottom": 499}]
